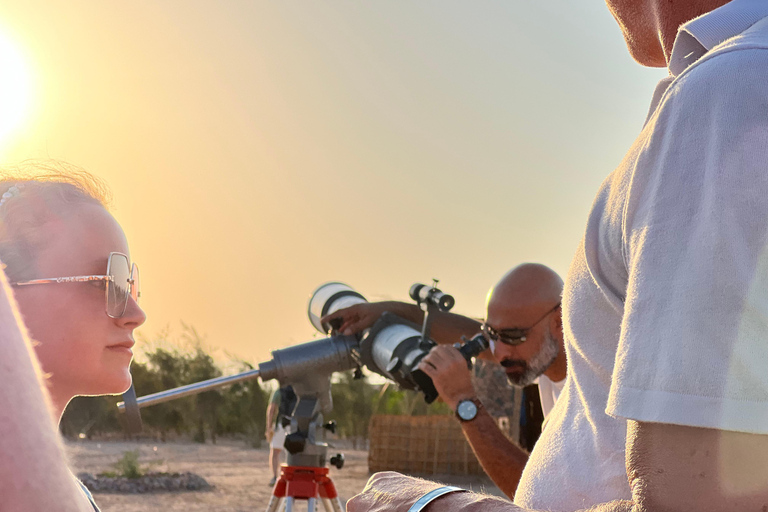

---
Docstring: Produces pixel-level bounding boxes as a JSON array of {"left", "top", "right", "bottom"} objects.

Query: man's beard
[{"left": 501, "top": 331, "right": 559, "bottom": 387}]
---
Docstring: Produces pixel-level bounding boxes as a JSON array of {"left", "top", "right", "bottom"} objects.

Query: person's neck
[
  {"left": 543, "top": 341, "right": 567, "bottom": 383},
  {"left": 50, "top": 391, "right": 72, "bottom": 425},
  {"left": 655, "top": 0, "right": 733, "bottom": 64}
]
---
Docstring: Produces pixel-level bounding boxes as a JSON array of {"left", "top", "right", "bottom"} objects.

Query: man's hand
[
  {"left": 347, "top": 471, "right": 522, "bottom": 512},
  {"left": 321, "top": 302, "right": 393, "bottom": 335},
  {"left": 266, "top": 426, "right": 274, "bottom": 443},
  {"left": 346, "top": 472, "right": 445, "bottom": 512},
  {"left": 417, "top": 345, "right": 475, "bottom": 410}
]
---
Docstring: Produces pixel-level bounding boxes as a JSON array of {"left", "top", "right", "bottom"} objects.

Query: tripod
[
  {"left": 265, "top": 465, "right": 343, "bottom": 512},
  {"left": 265, "top": 394, "right": 345, "bottom": 512}
]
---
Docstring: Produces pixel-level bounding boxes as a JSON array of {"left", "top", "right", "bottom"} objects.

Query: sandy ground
[{"left": 66, "top": 439, "right": 504, "bottom": 512}]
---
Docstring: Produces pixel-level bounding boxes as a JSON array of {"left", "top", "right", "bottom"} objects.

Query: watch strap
[{"left": 407, "top": 486, "right": 466, "bottom": 512}]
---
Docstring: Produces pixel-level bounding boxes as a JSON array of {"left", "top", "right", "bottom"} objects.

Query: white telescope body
[
  {"left": 308, "top": 282, "right": 366, "bottom": 333},
  {"left": 365, "top": 323, "right": 423, "bottom": 382}
]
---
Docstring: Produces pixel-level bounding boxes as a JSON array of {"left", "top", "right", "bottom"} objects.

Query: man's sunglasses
[
  {"left": 482, "top": 302, "right": 561, "bottom": 346},
  {"left": 11, "top": 252, "right": 140, "bottom": 319}
]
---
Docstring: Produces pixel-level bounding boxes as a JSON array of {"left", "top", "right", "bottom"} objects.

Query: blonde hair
[{"left": 0, "top": 160, "right": 112, "bottom": 282}]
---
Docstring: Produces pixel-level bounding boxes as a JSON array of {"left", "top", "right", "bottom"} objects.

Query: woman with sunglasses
[{"left": 0, "top": 163, "right": 146, "bottom": 510}]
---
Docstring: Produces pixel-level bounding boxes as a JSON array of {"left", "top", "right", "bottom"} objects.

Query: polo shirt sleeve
[{"left": 606, "top": 48, "right": 768, "bottom": 434}]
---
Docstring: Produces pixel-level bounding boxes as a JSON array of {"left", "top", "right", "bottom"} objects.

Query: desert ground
[{"left": 66, "top": 439, "right": 504, "bottom": 512}]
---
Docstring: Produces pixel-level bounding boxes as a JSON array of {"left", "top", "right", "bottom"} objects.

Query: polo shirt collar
[{"left": 669, "top": 0, "right": 768, "bottom": 76}]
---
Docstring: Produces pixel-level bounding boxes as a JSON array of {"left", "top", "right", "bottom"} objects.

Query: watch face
[{"left": 456, "top": 400, "right": 478, "bottom": 421}]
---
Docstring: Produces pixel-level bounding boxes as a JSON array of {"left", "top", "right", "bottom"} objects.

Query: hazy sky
[{"left": 0, "top": 1, "right": 666, "bottom": 365}]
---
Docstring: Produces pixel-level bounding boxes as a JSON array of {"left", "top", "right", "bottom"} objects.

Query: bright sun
[{"left": 0, "top": 29, "right": 32, "bottom": 148}]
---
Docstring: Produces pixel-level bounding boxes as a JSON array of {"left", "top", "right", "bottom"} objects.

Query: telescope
[{"left": 117, "top": 281, "right": 488, "bottom": 510}]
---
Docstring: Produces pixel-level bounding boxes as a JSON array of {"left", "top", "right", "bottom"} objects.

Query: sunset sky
[{"left": 0, "top": 2, "right": 666, "bottom": 366}]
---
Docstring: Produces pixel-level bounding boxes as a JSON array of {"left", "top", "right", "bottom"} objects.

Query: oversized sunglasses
[
  {"left": 482, "top": 302, "right": 561, "bottom": 346},
  {"left": 11, "top": 252, "right": 140, "bottom": 318}
]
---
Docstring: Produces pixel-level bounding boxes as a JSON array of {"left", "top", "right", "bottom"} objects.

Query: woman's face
[{"left": 13, "top": 202, "right": 146, "bottom": 405}]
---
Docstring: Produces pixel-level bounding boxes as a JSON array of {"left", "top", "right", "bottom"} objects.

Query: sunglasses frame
[
  {"left": 11, "top": 251, "right": 140, "bottom": 318},
  {"left": 482, "top": 302, "right": 561, "bottom": 346}
]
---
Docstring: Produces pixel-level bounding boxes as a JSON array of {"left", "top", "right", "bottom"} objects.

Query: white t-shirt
[
  {"left": 536, "top": 374, "right": 564, "bottom": 419},
  {"left": 515, "top": 2, "right": 768, "bottom": 510}
]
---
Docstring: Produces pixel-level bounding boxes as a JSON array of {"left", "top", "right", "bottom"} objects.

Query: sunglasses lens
[
  {"left": 107, "top": 254, "right": 131, "bottom": 317},
  {"left": 484, "top": 324, "right": 526, "bottom": 346}
]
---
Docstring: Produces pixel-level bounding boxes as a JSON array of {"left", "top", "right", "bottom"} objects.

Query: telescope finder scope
[{"left": 409, "top": 282, "right": 455, "bottom": 312}]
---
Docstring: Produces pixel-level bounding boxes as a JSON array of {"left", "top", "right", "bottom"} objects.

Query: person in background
[
  {"left": 323, "top": 263, "right": 565, "bottom": 499},
  {"left": 265, "top": 384, "right": 297, "bottom": 486}
]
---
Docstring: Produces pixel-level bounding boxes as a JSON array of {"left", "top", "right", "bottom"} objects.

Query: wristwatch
[{"left": 455, "top": 398, "right": 482, "bottom": 422}]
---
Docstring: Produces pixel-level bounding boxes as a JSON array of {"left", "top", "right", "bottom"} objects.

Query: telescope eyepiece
[
  {"left": 458, "top": 333, "right": 490, "bottom": 362},
  {"left": 436, "top": 292, "right": 455, "bottom": 311}
]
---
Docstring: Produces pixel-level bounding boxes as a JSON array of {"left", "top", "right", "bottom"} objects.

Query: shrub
[{"left": 109, "top": 450, "right": 144, "bottom": 479}]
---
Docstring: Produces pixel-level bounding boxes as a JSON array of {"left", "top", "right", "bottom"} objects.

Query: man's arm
[
  {"left": 346, "top": 472, "right": 632, "bottom": 512},
  {"left": 349, "top": 419, "right": 768, "bottom": 512},
  {"left": 321, "top": 301, "right": 489, "bottom": 355},
  {"left": 417, "top": 345, "right": 528, "bottom": 500},
  {"left": 624, "top": 420, "right": 768, "bottom": 511},
  {"left": 265, "top": 397, "right": 278, "bottom": 442},
  {"left": 0, "top": 272, "right": 93, "bottom": 511}
]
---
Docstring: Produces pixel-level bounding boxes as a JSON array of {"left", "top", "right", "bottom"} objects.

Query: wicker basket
[{"left": 367, "top": 415, "right": 484, "bottom": 475}]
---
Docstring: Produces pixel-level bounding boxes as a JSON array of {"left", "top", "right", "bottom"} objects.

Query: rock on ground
[{"left": 78, "top": 471, "right": 211, "bottom": 493}]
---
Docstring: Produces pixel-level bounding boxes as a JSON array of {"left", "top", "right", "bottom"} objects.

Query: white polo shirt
[{"left": 515, "top": 1, "right": 768, "bottom": 510}]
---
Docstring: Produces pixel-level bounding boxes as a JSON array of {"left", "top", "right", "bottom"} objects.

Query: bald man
[{"left": 321, "top": 263, "right": 565, "bottom": 499}]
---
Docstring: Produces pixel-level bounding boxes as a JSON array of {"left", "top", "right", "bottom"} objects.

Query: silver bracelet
[{"left": 407, "top": 485, "right": 465, "bottom": 512}]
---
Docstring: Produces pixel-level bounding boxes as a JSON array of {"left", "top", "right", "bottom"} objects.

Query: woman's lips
[{"left": 106, "top": 341, "right": 134, "bottom": 355}]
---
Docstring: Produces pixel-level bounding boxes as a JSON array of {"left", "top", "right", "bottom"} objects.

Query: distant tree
[
  {"left": 325, "top": 371, "right": 452, "bottom": 448},
  {"left": 130, "top": 356, "right": 189, "bottom": 441},
  {"left": 60, "top": 395, "right": 120, "bottom": 439},
  {"left": 218, "top": 362, "right": 270, "bottom": 447},
  {"left": 328, "top": 371, "right": 379, "bottom": 447},
  {"left": 375, "top": 382, "right": 453, "bottom": 416},
  {"left": 186, "top": 348, "right": 223, "bottom": 443}
]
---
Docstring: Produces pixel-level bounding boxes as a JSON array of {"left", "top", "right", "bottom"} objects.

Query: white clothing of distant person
[
  {"left": 270, "top": 423, "right": 288, "bottom": 449},
  {"left": 515, "top": 1, "right": 768, "bottom": 510}
]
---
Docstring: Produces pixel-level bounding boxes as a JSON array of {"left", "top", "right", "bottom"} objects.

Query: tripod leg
[
  {"left": 266, "top": 472, "right": 287, "bottom": 512},
  {"left": 328, "top": 497, "right": 344, "bottom": 512},
  {"left": 318, "top": 477, "right": 343, "bottom": 512},
  {"left": 265, "top": 496, "right": 284, "bottom": 512},
  {"left": 307, "top": 497, "right": 317, "bottom": 512},
  {"left": 284, "top": 497, "right": 294, "bottom": 512}
]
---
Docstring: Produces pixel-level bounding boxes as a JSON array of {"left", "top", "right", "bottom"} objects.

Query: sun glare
[{"left": 0, "top": 29, "right": 32, "bottom": 149}]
